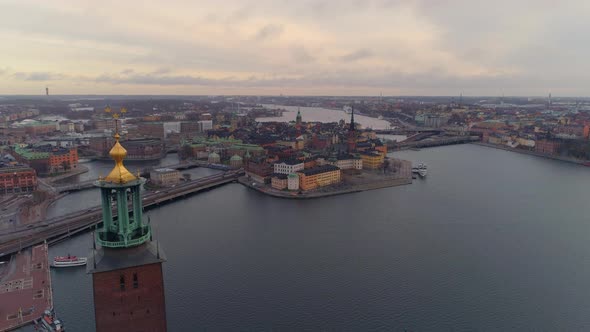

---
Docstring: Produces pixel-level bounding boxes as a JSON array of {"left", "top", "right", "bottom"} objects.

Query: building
[
  {"left": 360, "top": 151, "right": 384, "bottom": 170},
  {"left": 137, "top": 122, "right": 165, "bottom": 139},
  {"left": 88, "top": 133, "right": 167, "bottom": 332},
  {"left": 322, "top": 154, "right": 363, "bottom": 170},
  {"left": 424, "top": 114, "right": 448, "bottom": 128},
  {"left": 90, "top": 137, "right": 164, "bottom": 160},
  {"left": 287, "top": 173, "right": 299, "bottom": 191},
  {"left": 273, "top": 160, "right": 304, "bottom": 175},
  {"left": 208, "top": 152, "right": 220, "bottom": 164},
  {"left": 92, "top": 118, "right": 119, "bottom": 132},
  {"left": 59, "top": 121, "right": 75, "bottom": 133},
  {"left": 150, "top": 168, "right": 180, "bottom": 186},
  {"left": 180, "top": 121, "right": 200, "bottom": 136},
  {"left": 245, "top": 160, "right": 273, "bottom": 183},
  {"left": 123, "top": 139, "right": 165, "bottom": 160},
  {"left": 198, "top": 120, "right": 213, "bottom": 132},
  {"left": 229, "top": 155, "right": 243, "bottom": 169},
  {"left": 271, "top": 173, "right": 288, "bottom": 190},
  {"left": 17, "top": 121, "right": 58, "bottom": 136},
  {"left": 535, "top": 139, "right": 561, "bottom": 155},
  {"left": 0, "top": 163, "right": 37, "bottom": 194},
  {"left": 297, "top": 165, "right": 341, "bottom": 191},
  {"left": 12, "top": 145, "right": 78, "bottom": 175}
]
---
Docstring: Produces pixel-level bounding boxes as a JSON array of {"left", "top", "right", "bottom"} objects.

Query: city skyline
[{"left": 1, "top": 0, "right": 590, "bottom": 96}]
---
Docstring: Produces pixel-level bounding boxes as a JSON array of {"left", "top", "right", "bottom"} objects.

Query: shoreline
[
  {"left": 473, "top": 142, "right": 588, "bottom": 165},
  {"left": 41, "top": 164, "right": 89, "bottom": 184},
  {"left": 238, "top": 176, "right": 412, "bottom": 199}
]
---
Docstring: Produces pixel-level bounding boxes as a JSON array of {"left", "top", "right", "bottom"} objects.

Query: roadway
[{"left": 0, "top": 170, "right": 243, "bottom": 256}]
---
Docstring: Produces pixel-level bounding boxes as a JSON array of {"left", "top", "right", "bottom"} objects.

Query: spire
[
  {"left": 349, "top": 106, "right": 355, "bottom": 132},
  {"left": 104, "top": 133, "right": 137, "bottom": 184}
]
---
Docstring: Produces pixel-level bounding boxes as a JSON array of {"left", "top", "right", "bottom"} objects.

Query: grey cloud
[
  {"left": 337, "top": 49, "right": 373, "bottom": 62},
  {"left": 255, "top": 24, "right": 283, "bottom": 41},
  {"left": 13, "top": 72, "right": 64, "bottom": 81},
  {"left": 120, "top": 69, "right": 134, "bottom": 75},
  {"left": 291, "top": 46, "right": 315, "bottom": 64}
]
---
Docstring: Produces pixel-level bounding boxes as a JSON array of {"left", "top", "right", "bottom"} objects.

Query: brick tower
[{"left": 88, "top": 131, "right": 167, "bottom": 332}]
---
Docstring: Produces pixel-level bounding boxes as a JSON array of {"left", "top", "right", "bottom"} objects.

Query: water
[
  {"left": 36, "top": 144, "right": 590, "bottom": 330},
  {"left": 56, "top": 153, "right": 180, "bottom": 185},
  {"left": 46, "top": 166, "right": 221, "bottom": 218},
  {"left": 257, "top": 105, "right": 391, "bottom": 130}
]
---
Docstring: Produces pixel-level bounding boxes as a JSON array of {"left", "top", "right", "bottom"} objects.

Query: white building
[
  {"left": 287, "top": 173, "right": 299, "bottom": 191},
  {"left": 273, "top": 160, "right": 304, "bottom": 174},
  {"left": 150, "top": 168, "right": 180, "bottom": 186},
  {"left": 198, "top": 120, "right": 213, "bottom": 132},
  {"left": 332, "top": 157, "right": 362, "bottom": 170}
]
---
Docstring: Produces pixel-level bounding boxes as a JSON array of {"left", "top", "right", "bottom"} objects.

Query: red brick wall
[
  {"left": 0, "top": 169, "right": 37, "bottom": 193},
  {"left": 92, "top": 263, "right": 167, "bottom": 332}
]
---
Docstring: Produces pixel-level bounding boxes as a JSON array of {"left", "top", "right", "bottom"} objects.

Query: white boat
[
  {"left": 412, "top": 163, "right": 428, "bottom": 178},
  {"left": 52, "top": 255, "right": 87, "bottom": 268}
]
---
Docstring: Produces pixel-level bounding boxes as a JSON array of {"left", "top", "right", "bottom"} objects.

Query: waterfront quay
[
  {"left": 240, "top": 158, "right": 413, "bottom": 199},
  {"left": 0, "top": 243, "right": 51, "bottom": 332},
  {"left": 0, "top": 170, "right": 242, "bottom": 257}
]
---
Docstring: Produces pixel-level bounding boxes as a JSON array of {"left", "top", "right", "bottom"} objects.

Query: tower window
[
  {"left": 133, "top": 272, "right": 138, "bottom": 289},
  {"left": 120, "top": 275, "right": 125, "bottom": 291}
]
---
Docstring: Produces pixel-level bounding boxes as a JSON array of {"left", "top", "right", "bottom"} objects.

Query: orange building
[
  {"left": 12, "top": 145, "right": 78, "bottom": 175},
  {"left": 360, "top": 151, "right": 384, "bottom": 170},
  {"left": 297, "top": 165, "right": 341, "bottom": 191}
]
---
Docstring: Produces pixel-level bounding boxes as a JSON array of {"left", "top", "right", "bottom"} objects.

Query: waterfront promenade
[
  {"left": 0, "top": 243, "right": 52, "bottom": 332},
  {"left": 474, "top": 142, "right": 587, "bottom": 165}
]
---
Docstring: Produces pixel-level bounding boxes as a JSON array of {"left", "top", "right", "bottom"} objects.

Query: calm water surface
[{"left": 33, "top": 145, "right": 590, "bottom": 331}]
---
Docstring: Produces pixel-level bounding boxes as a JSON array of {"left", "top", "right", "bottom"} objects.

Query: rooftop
[{"left": 298, "top": 164, "right": 340, "bottom": 176}]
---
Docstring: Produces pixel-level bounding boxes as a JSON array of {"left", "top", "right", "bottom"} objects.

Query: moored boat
[
  {"left": 52, "top": 255, "right": 87, "bottom": 268},
  {"left": 34, "top": 309, "right": 65, "bottom": 331},
  {"left": 412, "top": 162, "right": 428, "bottom": 178}
]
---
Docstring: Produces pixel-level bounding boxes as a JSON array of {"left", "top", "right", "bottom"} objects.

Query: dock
[{"left": 0, "top": 243, "right": 52, "bottom": 332}]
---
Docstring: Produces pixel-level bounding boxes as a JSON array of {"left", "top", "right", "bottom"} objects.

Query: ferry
[
  {"left": 34, "top": 309, "right": 65, "bottom": 331},
  {"left": 52, "top": 255, "right": 87, "bottom": 268},
  {"left": 411, "top": 163, "right": 428, "bottom": 178}
]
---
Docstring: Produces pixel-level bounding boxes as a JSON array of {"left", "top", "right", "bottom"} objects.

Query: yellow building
[
  {"left": 360, "top": 151, "right": 384, "bottom": 170},
  {"left": 297, "top": 165, "right": 341, "bottom": 191}
]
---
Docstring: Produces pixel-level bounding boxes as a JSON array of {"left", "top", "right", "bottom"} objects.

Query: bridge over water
[
  {"left": 51, "top": 161, "right": 216, "bottom": 193},
  {"left": 0, "top": 170, "right": 244, "bottom": 255}
]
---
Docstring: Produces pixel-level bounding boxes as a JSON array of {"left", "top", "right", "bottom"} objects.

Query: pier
[{"left": 0, "top": 170, "right": 243, "bottom": 256}]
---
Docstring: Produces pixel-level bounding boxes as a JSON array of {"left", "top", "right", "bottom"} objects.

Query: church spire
[{"left": 349, "top": 106, "right": 355, "bottom": 132}]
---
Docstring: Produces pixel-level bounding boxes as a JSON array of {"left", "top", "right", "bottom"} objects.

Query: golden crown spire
[
  {"left": 102, "top": 106, "right": 135, "bottom": 184},
  {"left": 103, "top": 133, "right": 137, "bottom": 184}
]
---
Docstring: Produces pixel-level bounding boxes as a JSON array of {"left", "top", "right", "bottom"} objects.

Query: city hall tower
[{"left": 88, "top": 131, "right": 167, "bottom": 332}]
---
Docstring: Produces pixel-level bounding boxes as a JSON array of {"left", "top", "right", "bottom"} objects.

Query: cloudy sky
[{"left": 1, "top": 0, "right": 589, "bottom": 96}]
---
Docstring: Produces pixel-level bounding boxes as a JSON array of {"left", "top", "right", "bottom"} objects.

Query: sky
[{"left": 1, "top": 0, "right": 589, "bottom": 96}]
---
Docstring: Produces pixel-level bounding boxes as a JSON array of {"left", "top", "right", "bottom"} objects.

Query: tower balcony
[{"left": 96, "top": 226, "right": 151, "bottom": 248}]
